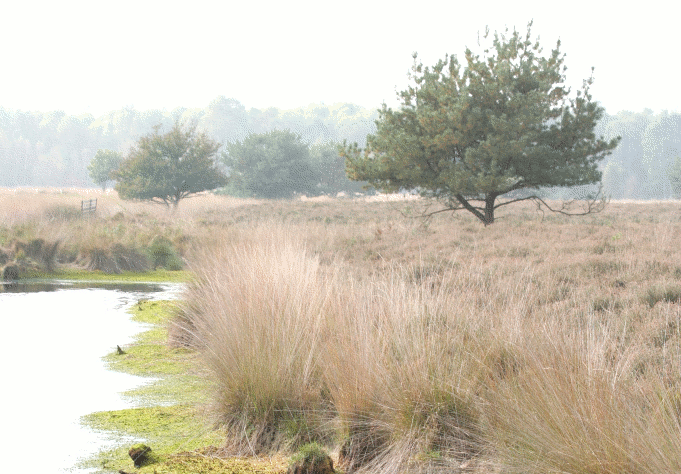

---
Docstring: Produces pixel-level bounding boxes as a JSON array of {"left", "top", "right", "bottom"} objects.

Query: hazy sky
[{"left": 2, "top": 0, "right": 677, "bottom": 117}]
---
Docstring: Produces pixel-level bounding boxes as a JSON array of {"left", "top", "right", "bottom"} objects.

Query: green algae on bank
[
  {"left": 103, "top": 301, "right": 199, "bottom": 378},
  {"left": 78, "top": 300, "right": 230, "bottom": 474}
]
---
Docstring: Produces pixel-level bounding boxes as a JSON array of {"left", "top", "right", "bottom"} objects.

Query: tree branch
[
  {"left": 528, "top": 190, "right": 609, "bottom": 219},
  {"left": 405, "top": 184, "right": 608, "bottom": 223}
]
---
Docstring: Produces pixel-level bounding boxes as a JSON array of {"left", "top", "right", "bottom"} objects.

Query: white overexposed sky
[{"left": 1, "top": 0, "right": 678, "bottom": 117}]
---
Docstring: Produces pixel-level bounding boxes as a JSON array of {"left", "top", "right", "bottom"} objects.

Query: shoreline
[{"left": 77, "top": 297, "right": 289, "bottom": 474}]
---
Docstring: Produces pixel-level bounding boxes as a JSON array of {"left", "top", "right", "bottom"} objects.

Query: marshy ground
[{"left": 3, "top": 188, "right": 681, "bottom": 474}]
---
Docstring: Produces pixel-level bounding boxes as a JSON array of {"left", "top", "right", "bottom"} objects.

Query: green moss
[
  {"left": 103, "top": 301, "right": 195, "bottom": 376},
  {"left": 104, "top": 342, "right": 196, "bottom": 375},
  {"left": 122, "top": 375, "right": 208, "bottom": 406},
  {"left": 290, "top": 442, "right": 331, "bottom": 465},
  {"left": 79, "top": 405, "right": 224, "bottom": 472},
  {"left": 133, "top": 324, "right": 167, "bottom": 343},
  {"left": 81, "top": 403, "right": 287, "bottom": 473},
  {"left": 79, "top": 299, "right": 219, "bottom": 473},
  {"left": 130, "top": 300, "right": 179, "bottom": 325},
  {"left": 132, "top": 449, "right": 289, "bottom": 474},
  {"left": 130, "top": 442, "right": 151, "bottom": 450},
  {"left": 83, "top": 405, "right": 222, "bottom": 450}
]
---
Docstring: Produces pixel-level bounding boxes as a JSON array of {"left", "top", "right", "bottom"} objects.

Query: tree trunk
[
  {"left": 482, "top": 193, "right": 496, "bottom": 225},
  {"left": 455, "top": 192, "right": 498, "bottom": 225}
]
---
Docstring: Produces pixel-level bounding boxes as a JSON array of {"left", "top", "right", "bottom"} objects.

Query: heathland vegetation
[
  {"left": 3, "top": 188, "right": 681, "bottom": 473},
  {"left": 3, "top": 22, "right": 681, "bottom": 474}
]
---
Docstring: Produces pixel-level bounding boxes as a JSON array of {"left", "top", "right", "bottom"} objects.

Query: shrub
[
  {"left": 147, "top": 236, "right": 183, "bottom": 270},
  {"left": 42, "top": 204, "right": 82, "bottom": 221},
  {"left": 591, "top": 296, "right": 622, "bottom": 312}
]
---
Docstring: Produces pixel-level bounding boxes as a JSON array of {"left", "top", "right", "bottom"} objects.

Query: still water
[{"left": 0, "top": 280, "right": 183, "bottom": 473}]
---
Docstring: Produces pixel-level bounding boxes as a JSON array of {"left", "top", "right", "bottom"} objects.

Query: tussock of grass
[
  {"left": 290, "top": 442, "right": 331, "bottom": 465},
  {"left": 642, "top": 284, "right": 681, "bottom": 308},
  {"left": 179, "top": 228, "right": 335, "bottom": 454}
]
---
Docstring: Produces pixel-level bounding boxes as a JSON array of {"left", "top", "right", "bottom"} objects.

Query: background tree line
[
  {"left": 0, "top": 99, "right": 377, "bottom": 196},
  {"left": 1, "top": 98, "right": 680, "bottom": 200}
]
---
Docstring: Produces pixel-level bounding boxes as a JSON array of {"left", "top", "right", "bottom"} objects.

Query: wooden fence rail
[{"left": 81, "top": 198, "right": 97, "bottom": 216}]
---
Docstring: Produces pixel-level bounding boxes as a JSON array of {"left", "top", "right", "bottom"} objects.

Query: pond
[{"left": 0, "top": 280, "right": 184, "bottom": 473}]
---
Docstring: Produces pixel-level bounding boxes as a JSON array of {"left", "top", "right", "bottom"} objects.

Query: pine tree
[{"left": 341, "top": 21, "right": 621, "bottom": 225}]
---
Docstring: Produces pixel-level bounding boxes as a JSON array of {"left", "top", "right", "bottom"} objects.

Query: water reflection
[{"left": 1, "top": 279, "right": 166, "bottom": 294}]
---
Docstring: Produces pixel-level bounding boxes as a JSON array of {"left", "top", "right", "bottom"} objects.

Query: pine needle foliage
[{"left": 341, "top": 21, "right": 621, "bottom": 225}]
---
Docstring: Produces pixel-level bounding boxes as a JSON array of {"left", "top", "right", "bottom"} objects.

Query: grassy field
[{"left": 3, "top": 188, "right": 681, "bottom": 473}]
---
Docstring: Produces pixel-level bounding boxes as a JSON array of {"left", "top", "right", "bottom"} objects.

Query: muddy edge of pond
[{"left": 78, "top": 299, "right": 290, "bottom": 474}]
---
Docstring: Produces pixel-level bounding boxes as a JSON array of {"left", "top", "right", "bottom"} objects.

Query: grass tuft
[{"left": 642, "top": 284, "right": 681, "bottom": 308}]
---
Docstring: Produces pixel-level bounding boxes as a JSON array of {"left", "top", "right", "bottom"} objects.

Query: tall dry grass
[
  {"left": 484, "top": 325, "right": 681, "bottom": 473},
  {"left": 0, "top": 188, "right": 255, "bottom": 272},
  {"left": 176, "top": 200, "right": 681, "bottom": 474},
  {"left": 178, "top": 226, "right": 336, "bottom": 453},
  {"left": 180, "top": 228, "right": 497, "bottom": 468}
]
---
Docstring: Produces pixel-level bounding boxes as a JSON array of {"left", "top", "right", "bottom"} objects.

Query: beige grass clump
[
  {"left": 321, "top": 267, "right": 492, "bottom": 473},
  {"left": 182, "top": 231, "right": 517, "bottom": 473},
  {"left": 179, "top": 227, "right": 335, "bottom": 454}
]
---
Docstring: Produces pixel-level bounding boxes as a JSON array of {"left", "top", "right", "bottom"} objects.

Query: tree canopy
[
  {"left": 310, "top": 141, "right": 369, "bottom": 195},
  {"left": 221, "top": 129, "right": 320, "bottom": 199},
  {"left": 88, "top": 149, "right": 122, "bottom": 190},
  {"left": 113, "top": 122, "right": 227, "bottom": 208},
  {"left": 340, "top": 21, "right": 621, "bottom": 225}
]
